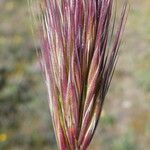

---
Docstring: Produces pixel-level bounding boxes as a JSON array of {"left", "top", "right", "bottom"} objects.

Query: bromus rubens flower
[{"left": 31, "top": 0, "right": 129, "bottom": 149}]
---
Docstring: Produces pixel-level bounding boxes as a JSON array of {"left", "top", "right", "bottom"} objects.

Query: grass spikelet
[{"left": 30, "top": 0, "right": 129, "bottom": 149}]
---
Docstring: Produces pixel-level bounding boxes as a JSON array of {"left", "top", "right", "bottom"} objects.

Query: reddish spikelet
[{"left": 34, "top": 0, "right": 128, "bottom": 149}]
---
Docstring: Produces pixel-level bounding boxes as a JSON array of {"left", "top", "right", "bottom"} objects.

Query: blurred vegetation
[{"left": 0, "top": 0, "right": 150, "bottom": 150}]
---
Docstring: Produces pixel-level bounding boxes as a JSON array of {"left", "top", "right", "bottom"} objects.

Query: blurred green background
[{"left": 0, "top": 0, "right": 150, "bottom": 150}]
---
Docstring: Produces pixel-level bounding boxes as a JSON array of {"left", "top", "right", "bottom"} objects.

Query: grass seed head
[{"left": 32, "top": 0, "right": 129, "bottom": 149}]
